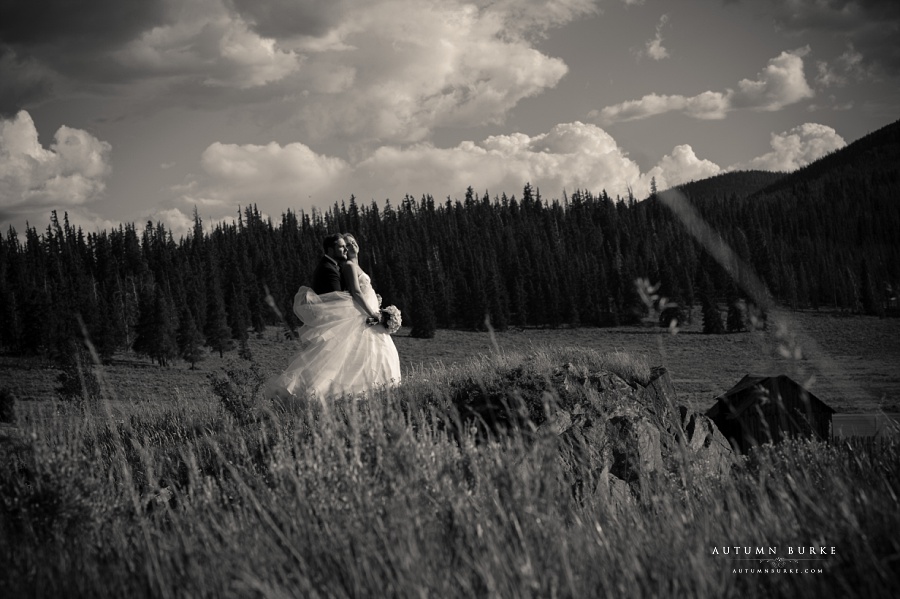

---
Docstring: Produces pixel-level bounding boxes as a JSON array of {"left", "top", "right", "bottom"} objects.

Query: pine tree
[
  {"left": 132, "top": 286, "right": 157, "bottom": 361},
  {"left": 0, "top": 287, "right": 21, "bottom": 353},
  {"left": 91, "top": 286, "right": 124, "bottom": 362},
  {"left": 55, "top": 339, "right": 102, "bottom": 402},
  {"left": 701, "top": 293, "right": 725, "bottom": 334},
  {"left": 133, "top": 285, "right": 178, "bottom": 365},
  {"left": 153, "top": 293, "right": 177, "bottom": 365},
  {"left": 859, "top": 258, "right": 881, "bottom": 316},
  {"left": 205, "top": 286, "right": 233, "bottom": 358},
  {"left": 227, "top": 281, "right": 250, "bottom": 343},
  {"left": 726, "top": 281, "right": 746, "bottom": 333},
  {"left": 409, "top": 277, "right": 437, "bottom": 339},
  {"left": 203, "top": 247, "right": 234, "bottom": 357},
  {"left": 177, "top": 307, "right": 205, "bottom": 369}
]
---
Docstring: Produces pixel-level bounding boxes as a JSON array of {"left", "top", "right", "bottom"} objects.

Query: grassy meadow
[
  {"left": 1, "top": 309, "right": 900, "bottom": 597},
  {"left": 3, "top": 306, "right": 898, "bottom": 415}
]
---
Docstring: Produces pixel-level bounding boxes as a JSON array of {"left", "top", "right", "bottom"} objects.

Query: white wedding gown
[{"left": 267, "top": 269, "right": 401, "bottom": 400}]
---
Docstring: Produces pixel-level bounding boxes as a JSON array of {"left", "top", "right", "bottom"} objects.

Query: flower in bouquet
[{"left": 380, "top": 305, "right": 402, "bottom": 334}]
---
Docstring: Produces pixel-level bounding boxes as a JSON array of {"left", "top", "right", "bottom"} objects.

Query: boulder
[
  {"left": 635, "top": 368, "right": 736, "bottom": 479},
  {"left": 596, "top": 469, "right": 635, "bottom": 514},
  {"left": 544, "top": 364, "right": 735, "bottom": 507},
  {"left": 458, "top": 358, "right": 736, "bottom": 508},
  {"left": 607, "top": 414, "right": 664, "bottom": 484},
  {"left": 637, "top": 366, "right": 683, "bottom": 437},
  {"left": 555, "top": 410, "right": 611, "bottom": 476},
  {"left": 680, "top": 410, "right": 735, "bottom": 478}
]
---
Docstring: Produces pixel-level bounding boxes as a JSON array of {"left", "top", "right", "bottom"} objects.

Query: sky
[{"left": 1, "top": 0, "right": 898, "bottom": 238}]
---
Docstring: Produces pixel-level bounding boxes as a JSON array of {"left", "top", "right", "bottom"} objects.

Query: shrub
[
  {"left": 0, "top": 388, "right": 15, "bottom": 424},
  {"left": 208, "top": 361, "right": 266, "bottom": 424},
  {"left": 55, "top": 342, "right": 101, "bottom": 403},
  {"left": 701, "top": 295, "right": 725, "bottom": 334}
]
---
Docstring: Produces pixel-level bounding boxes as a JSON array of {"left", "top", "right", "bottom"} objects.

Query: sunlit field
[
  {"left": 1, "top": 336, "right": 899, "bottom": 598},
  {"left": 1, "top": 306, "right": 899, "bottom": 597},
  {"left": 3, "top": 307, "right": 898, "bottom": 415}
]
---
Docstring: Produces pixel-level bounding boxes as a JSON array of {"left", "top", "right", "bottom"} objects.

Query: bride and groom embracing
[{"left": 267, "top": 233, "right": 402, "bottom": 401}]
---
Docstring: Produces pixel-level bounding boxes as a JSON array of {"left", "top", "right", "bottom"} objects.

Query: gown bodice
[{"left": 356, "top": 269, "right": 379, "bottom": 314}]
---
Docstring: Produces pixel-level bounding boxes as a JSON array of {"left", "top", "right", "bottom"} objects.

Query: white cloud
[
  {"left": 180, "top": 122, "right": 647, "bottom": 219},
  {"left": 594, "top": 48, "right": 814, "bottom": 123},
  {"left": 730, "top": 47, "right": 814, "bottom": 111},
  {"left": 180, "top": 140, "right": 350, "bottom": 210},
  {"left": 731, "top": 123, "right": 846, "bottom": 171},
  {"left": 179, "top": 118, "right": 851, "bottom": 222},
  {"left": 643, "top": 14, "right": 670, "bottom": 61},
  {"left": 114, "top": 0, "right": 299, "bottom": 89},
  {"left": 640, "top": 123, "right": 844, "bottom": 193},
  {"left": 0, "top": 110, "right": 112, "bottom": 218},
  {"left": 98, "top": 0, "right": 594, "bottom": 145},
  {"left": 352, "top": 121, "right": 647, "bottom": 202},
  {"left": 644, "top": 144, "right": 722, "bottom": 192},
  {"left": 286, "top": 0, "right": 576, "bottom": 144},
  {"left": 6, "top": 1, "right": 596, "bottom": 147},
  {"left": 144, "top": 206, "right": 196, "bottom": 240}
]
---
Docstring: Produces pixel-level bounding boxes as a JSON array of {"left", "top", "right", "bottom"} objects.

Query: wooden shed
[{"left": 706, "top": 374, "right": 835, "bottom": 453}]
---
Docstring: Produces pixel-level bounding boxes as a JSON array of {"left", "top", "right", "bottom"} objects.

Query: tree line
[{"left": 0, "top": 150, "right": 898, "bottom": 369}]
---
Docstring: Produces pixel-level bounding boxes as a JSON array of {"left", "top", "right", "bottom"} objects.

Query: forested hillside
[
  {"left": 669, "top": 170, "right": 785, "bottom": 201},
  {"left": 1, "top": 120, "right": 898, "bottom": 365}
]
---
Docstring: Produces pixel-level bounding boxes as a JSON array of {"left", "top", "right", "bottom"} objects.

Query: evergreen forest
[{"left": 1, "top": 119, "right": 898, "bottom": 366}]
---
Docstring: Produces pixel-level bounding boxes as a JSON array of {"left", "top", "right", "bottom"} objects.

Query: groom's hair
[{"left": 323, "top": 233, "right": 343, "bottom": 252}]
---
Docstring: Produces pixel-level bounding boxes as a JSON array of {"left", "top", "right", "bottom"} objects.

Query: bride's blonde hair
[{"left": 342, "top": 233, "right": 359, "bottom": 258}]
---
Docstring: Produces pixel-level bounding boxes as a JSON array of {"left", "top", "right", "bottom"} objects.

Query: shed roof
[{"left": 706, "top": 374, "right": 834, "bottom": 420}]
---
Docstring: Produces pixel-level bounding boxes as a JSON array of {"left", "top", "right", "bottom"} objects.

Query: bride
[{"left": 267, "top": 233, "right": 401, "bottom": 401}]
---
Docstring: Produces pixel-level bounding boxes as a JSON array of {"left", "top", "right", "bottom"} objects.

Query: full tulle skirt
[{"left": 267, "top": 287, "right": 401, "bottom": 401}]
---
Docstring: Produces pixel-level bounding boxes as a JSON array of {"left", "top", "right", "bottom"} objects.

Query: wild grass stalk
[{"left": 1, "top": 348, "right": 897, "bottom": 598}]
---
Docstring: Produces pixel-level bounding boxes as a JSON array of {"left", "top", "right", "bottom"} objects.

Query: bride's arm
[{"left": 341, "top": 262, "right": 380, "bottom": 318}]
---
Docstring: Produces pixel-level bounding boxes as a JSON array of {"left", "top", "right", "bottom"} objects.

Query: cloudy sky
[{"left": 1, "top": 0, "right": 898, "bottom": 237}]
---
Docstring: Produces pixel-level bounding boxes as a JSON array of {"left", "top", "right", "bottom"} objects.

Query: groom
[{"left": 311, "top": 233, "right": 348, "bottom": 294}]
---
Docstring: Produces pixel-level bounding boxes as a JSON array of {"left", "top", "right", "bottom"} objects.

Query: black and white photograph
[{"left": 1, "top": 0, "right": 899, "bottom": 596}]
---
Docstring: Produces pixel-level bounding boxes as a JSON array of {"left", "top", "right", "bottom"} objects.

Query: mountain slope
[
  {"left": 753, "top": 118, "right": 900, "bottom": 198},
  {"left": 671, "top": 170, "right": 786, "bottom": 201}
]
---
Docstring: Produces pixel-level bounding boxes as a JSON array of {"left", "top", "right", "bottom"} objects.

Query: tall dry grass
[{"left": 1, "top": 347, "right": 898, "bottom": 598}]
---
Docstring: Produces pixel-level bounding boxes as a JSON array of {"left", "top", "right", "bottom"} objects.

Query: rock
[
  {"left": 500, "top": 360, "right": 735, "bottom": 491},
  {"left": 607, "top": 414, "right": 664, "bottom": 484},
  {"left": 538, "top": 409, "right": 573, "bottom": 436},
  {"left": 637, "top": 366, "right": 682, "bottom": 435},
  {"left": 637, "top": 368, "right": 736, "bottom": 479},
  {"left": 681, "top": 411, "right": 735, "bottom": 477},
  {"left": 598, "top": 469, "right": 635, "bottom": 513},
  {"left": 642, "top": 366, "right": 678, "bottom": 407},
  {"left": 557, "top": 412, "right": 610, "bottom": 476}
]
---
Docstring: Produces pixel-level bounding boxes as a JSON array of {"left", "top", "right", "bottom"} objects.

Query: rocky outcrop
[
  {"left": 445, "top": 356, "right": 735, "bottom": 508},
  {"left": 529, "top": 365, "right": 735, "bottom": 507},
  {"left": 678, "top": 409, "right": 734, "bottom": 478}
]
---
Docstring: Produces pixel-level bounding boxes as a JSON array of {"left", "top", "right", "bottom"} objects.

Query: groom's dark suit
[{"left": 311, "top": 255, "right": 344, "bottom": 295}]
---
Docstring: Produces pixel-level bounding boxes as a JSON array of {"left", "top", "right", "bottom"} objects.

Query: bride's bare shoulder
[{"left": 341, "top": 261, "right": 363, "bottom": 284}]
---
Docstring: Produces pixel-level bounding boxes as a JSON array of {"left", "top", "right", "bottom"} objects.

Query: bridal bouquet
[{"left": 380, "top": 305, "right": 402, "bottom": 334}]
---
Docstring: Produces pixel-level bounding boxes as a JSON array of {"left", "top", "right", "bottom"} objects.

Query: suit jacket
[{"left": 311, "top": 255, "right": 344, "bottom": 295}]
